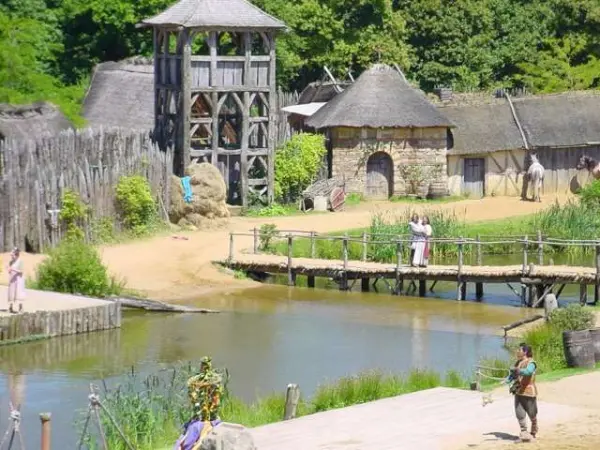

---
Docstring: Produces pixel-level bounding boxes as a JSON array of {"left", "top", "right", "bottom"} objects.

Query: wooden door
[
  {"left": 366, "top": 152, "right": 393, "bottom": 198},
  {"left": 463, "top": 158, "right": 485, "bottom": 198}
]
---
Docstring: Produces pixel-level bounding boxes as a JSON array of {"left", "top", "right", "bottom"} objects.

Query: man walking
[{"left": 505, "top": 343, "right": 538, "bottom": 441}]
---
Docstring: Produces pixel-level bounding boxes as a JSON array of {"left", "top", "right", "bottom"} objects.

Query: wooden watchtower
[{"left": 140, "top": 0, "right": 286, "bottom": 205}]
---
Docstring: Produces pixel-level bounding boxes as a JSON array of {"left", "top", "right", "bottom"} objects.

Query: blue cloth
[
  {"left": 173, "top": 419, "right": 222, "bottom": 450},
  {"left": 181, "top": 176, "right": 193, "bottom": 203}
]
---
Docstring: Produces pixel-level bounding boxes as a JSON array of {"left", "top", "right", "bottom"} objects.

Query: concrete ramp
[{"left": 251, "top": 387, "right": 580, "bottom": 450}]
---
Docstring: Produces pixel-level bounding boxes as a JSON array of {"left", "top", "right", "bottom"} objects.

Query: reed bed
[
  {"left": 84, "top": 364, "right": 469, "bottom": 450},
  {"left": 267, "top": 199, "right": 600, "bottom": 263}
]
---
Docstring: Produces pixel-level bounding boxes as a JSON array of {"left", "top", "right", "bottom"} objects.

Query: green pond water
[{"left": 0, "top": 252, "right": 589, "bottom": 448}]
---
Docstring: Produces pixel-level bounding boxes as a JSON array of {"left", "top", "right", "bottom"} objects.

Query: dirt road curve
[{"left": 2, "top": 194, "right": 571, "bottom": 301}]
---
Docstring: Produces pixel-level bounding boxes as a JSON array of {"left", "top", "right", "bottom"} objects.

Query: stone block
[{"left": 199, "top": 422, "right": 257, "bottom": 450}]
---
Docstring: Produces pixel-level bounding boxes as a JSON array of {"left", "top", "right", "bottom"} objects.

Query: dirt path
[
  {"left": 451, "top": 371, "right": 600, "bottom": 449},
  {"left": 0, "top": 194, "right": 571, "bottom": 301}
]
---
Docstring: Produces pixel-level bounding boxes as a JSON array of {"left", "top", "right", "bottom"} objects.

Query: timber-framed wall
[{"left": 141, "top": 0, "right": 287, "bottom": 205}]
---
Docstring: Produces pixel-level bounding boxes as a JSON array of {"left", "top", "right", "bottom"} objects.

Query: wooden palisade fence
[{"left": 0, "top": 128, "right": 174, "bottom": 252}]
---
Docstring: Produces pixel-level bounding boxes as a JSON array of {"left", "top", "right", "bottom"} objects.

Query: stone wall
[{"left": 330, "top": 126, "right": 448, "bottom": 197}]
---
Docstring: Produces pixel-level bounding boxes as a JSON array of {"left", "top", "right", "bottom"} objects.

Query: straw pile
[{"left": 169, "top": 163, "right": 230, "bottom": 229}]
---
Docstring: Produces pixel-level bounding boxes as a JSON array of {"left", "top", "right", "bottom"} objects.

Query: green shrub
[
  {"left": 259, "top": 224, "right": 278, "bottom": 251},
  {"left": 579, "top": 179, "right": 600, "bottom": 208},
  {"left": 59, "top": 189, "right": 89, "bottom": 241},
  {"left": 274, "top": 133, "right": 326, "bottom": 203},
  {"left": 115, "top": 175, "right": 157, "bottom": 235},
  {"left": 34, "top": 239, "right": 122, "bottom": 297},
  {"left": 548, "top": 303, "right": 595, "bottom": 331}
]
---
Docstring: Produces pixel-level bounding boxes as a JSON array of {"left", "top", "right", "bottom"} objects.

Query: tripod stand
[
  {"left": 0, "top": 403, "right": 25, "bottom": 450},
  {"left": 77, "top": 384, "right": 134, "bottom": 450}
]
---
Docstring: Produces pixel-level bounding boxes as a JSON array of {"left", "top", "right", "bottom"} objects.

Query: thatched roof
[
  {"left": 513, "top": 93, "right": 600, "bottom": 148},
  {"left": 306, "top": 64, "right": 453, "bottom": 129},
  {"left": 82, "top": 58, "right": 154, "bottom": 131},
  {"left": 0, "top": 102, "right": 72, "bottom": 141},
  {"left": 298, "top": 82, "right": 348, "bottom": 104},
  {"left": 441, "top": 91, "right": 600, "bottom": 155},
  {"left": 140, "top": 0, "right": 286, "bottom": 31},
  {"left": 441, "top": 103, "right": 524, "bottom": 155}
]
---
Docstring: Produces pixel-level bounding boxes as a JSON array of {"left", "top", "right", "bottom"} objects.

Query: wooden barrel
[
  {"left": 563, "top": 330, "right": 595, "bottom": 368},
  {"left": 589, "top": 328, "right": 600, "bottom": 363}
]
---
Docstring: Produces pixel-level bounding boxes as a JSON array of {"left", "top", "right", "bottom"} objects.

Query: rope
[{"left": 0, "top": 402, "right": 24, "bottom": 450}]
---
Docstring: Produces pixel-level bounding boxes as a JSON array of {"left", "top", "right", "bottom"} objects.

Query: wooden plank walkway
[
  {"left": 0, "top": 286, "right": 121, "bottom": 344},
  {"left": 221, "top": 253, "right": 598, "bottom": 283},
  {"left": 250, "top": 387, "right": 581, "bottom": 450}
]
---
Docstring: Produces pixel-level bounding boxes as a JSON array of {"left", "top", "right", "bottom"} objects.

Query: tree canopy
[{"left": 2, "top": 0, "right": 600, "bottom": 122}]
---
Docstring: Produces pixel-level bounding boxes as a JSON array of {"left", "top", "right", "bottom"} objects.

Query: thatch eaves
[
  {"left": 140, "top": 0, "right": 287, "bottom": 31},
  {"left": 0, "top": 102, "right": 72, "bottom": 141},
  {"left": 513, "top": 92, "right": 600, "bottom": 148},
  {"left": 306, "top": 64, "right": 453, "bottom": 130},
  {"left": 441, "top": 103, "right": 524, "bottom": 155},
  {"left": 298, "top": 81, "right": 349, "bottom": 105},
  {"left": 82, "top": 58, "right": 154, "bottom": 132}
]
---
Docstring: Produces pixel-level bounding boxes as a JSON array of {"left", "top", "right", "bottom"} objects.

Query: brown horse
[{"left": 577, "top": 155, "right": 600, "bottom": 179}]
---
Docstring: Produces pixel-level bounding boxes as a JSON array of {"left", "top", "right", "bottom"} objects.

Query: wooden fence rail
[{"left": 0, "top": 128, "right": 174, "bottom": 252}]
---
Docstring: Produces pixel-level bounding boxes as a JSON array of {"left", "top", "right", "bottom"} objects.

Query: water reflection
[{"left": 0, "top": 286, "right": 532, "bottom": 447}]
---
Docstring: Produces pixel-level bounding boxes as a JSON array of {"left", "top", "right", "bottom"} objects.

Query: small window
[
  {"left": 337, "top": 127, "right": 356, "bottom": 139},
  {"left": 377, "top": 128, "right": 395, "bottom": 140}
]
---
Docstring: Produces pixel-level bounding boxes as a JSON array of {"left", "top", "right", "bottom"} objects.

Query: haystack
[{"left": 169, "top": 163, "right": 230, "bottom": 229}]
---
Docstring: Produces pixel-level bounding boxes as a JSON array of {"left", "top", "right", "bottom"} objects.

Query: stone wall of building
[{"left": 330, "top": 126, "right": 448, "bottom": 197}]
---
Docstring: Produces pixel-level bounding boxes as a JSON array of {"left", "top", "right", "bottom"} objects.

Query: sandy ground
[
  {"left": 451, "top": 371, "right": 600, "bottom": 449},
  {"left": 0, "top": 193, "right": 572, "bottom": 301}
]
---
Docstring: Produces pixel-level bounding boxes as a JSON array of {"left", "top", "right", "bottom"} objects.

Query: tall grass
[
  {"left": 86, "top": 365, "right": 469, "bottom": 450},
  {"left": 267, "top": 197, "right": 600, "bottom": 263}
]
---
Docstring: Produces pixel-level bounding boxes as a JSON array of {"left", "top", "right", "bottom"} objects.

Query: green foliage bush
[
  {"left": 522, "top": 303, "right": 596, "bottom": 372},
  {"left": 274, "top": 133, "right": 326, "bottom": 203},
  {"left": 59, "top": 189, "right": 89, "bottom": 241},
  {"left": 34, "top": 239, "right": 122, "bottom": 297},
  {"left": 578, "top": 180, "right": 600, "bottom": 208},
  {"left": 259, "top": 224, "right": 278, "bottom": 251},
  {"left": 115, "top": 175, "right": 158, "bottom": 235}
]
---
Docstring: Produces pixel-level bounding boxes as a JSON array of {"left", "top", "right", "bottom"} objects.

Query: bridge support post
[
  {"left": 419, "top": 280, "right": 426, "bottom": 297},
  {"left": 361, "top": 278, "right": 370, "bottom": 292},
  {"left": 580, "top": 283, "right": 588, "bottom": 306},
  {"left": 307, "top": 275, "right": 315, "bottom": 288},
  {"left": 456, "top": 238, "right": 464, "bottom": 301},
  {"left": 457, "top": 282, "right": 467, "bottom": 301},
  {"left": 475, "top": 282, "right": 484, "bottom": 300}
]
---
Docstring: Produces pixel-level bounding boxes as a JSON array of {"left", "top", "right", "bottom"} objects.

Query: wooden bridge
[{"left": 219, "top": 230, "right": 600, "bottom": 307}]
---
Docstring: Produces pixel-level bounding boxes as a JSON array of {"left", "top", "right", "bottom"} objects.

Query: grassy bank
[
  {"left": 92, "top": 366, "right": 468, "bottom": 450},
  {"left": 265, "top": 199, "right": 599, "bottom": 263}
]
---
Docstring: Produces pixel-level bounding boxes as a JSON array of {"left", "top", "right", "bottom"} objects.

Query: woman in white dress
[
  {"left": 7, "top": 247, "right": 25, "bottom": 313},
  {"left": 410, "top": 219, "right": 427, "bottom": 267},
  {"left": 422, "top": 216, "right": 433, "bottom": 267}
]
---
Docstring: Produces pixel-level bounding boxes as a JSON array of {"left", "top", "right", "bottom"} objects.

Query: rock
[
  {"left": 199, "top": 422, "right": 256, "bottom": 450},
  {"left": 544, "top": 293, "right": 558, "bottom": 320},
  {"left": 169, "top": 162, "right": 230, "bottom": 229}
]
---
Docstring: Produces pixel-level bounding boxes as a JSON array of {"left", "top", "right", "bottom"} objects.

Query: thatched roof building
[
  {"left": 306, "top": 64, "right": 453, "bottom": 129},
  {"left": 0, "top": 102, "right": 72, "bottom": 141},
  {"left": 437, "top": 91, "right": 600, "bottom": 154},
  {"left": 82, "top": 58, "right": 154, "bottom": 131},
  {"left": 140, "top": 0, "right": 286, "bottom": 30}
]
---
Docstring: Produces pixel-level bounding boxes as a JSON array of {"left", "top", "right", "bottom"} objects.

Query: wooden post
[
  {"left": 307, "top": 276, "right": 315, "bottom": 288},
  {"left": 341, "top": 236, "right": 349, "bottom": 290},
  {"left": 580, "top": 283, "right": 588, "bottom": 306},
  {"left": 40, "top": 413, "right": 51, "bottom": 450},
  {"left": 475, "top": 234, "right": 483, "bottom": 299},
  {"left": 475, "top": 282, "right": 484, "bottom": 300},
  {"left": 419, "top": 280, "right": 426, "bottom": 297},
  {"left": 228, "top": 233, "right": 234, "bottom": 261},
  {"left": 394, "top": 240, "right": 402, "bottom": 295},
  {"left": 457, "top": 237, "right": 465, "bottom": 300},
  {"left": 283, "top": 383, "right": 300, "bottom": 420},
  {"left": 537, "top": 230, "right": 543, "bottom": 265},
  {"left": 476, "top": 234, "right": 482, "bottom": 266},
  {"left": 253, "top": 227, "right": 258, "bottom": 254},
  {"left": 310, "top": 231, "right": 316, "bottom": 258},
  {"left": 594, "top": 245, "right": 600, "bottom": 305},
  {"left": 521, "top": 235, "right": 528, "bottom": 306},
  {"left": 181, "top": 30, "right": 192, "bottom": 175},
  {"left": 361, "top": 278, "right": 370, "bottom": 292},
  {"left": 287, "top": 234, "right": 294, "bottom": 286},
  {"left": 362, "top": 231, "right": 368, "bottom": 262}
]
